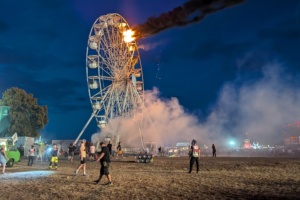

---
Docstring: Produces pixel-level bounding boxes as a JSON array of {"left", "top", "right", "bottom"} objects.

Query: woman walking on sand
[{"left": 0, "top": 145, "right": 9, "bottom": 174}]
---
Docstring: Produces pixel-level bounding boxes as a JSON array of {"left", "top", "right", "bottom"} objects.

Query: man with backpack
[{"left": 188, "top": 139, "right": 200, "bottom": 173}]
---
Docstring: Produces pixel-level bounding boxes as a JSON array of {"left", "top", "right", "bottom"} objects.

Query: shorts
[
  {"left": 89, "top": 153, "right": 95, "bottom": 157},
  {"left": 80, "top": 157, "right": 86, "bottom": 164},
  {"left": 100, "top": 162, "right": 110, "bottom": 176},
  {"left": 69, "top": 152, "right": 74, "bottom": 157},
  {"left": 0, "top": 157, "right": 6, "bottom": 165},
  {"left": 51, "top": 156, "right": 58, "bottom": 163}
]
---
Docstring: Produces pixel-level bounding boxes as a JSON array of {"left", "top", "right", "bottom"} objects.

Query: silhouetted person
[
  {"left": 18, "top": 144, "right": 24, "bottom": 157},
  {"left": 158, "top": 146, "right": 162, "bottom": 155},
  {"left": 212, "top": 144, "right": 216, "bottom": 157},
  {"left": 188, "top": 139, "right": 200, "bottom": 173},
  {"left": 107, "top": 141, "right": 112, "bottom": 156},
  {"left": 68, "top": 143, "right": 76, "bottom": 162}
]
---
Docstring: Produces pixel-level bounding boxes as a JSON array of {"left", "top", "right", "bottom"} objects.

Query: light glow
[
  {"left": 123, "top": 29, "right": 135, "bottom": 43},
  {"left": 1, "top": 170, "right": 54, "bottom": 179}
]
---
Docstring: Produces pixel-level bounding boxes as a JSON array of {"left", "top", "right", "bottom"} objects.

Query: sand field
[{"left": 0, "top": 156, "right": 299, "bottom": 200}]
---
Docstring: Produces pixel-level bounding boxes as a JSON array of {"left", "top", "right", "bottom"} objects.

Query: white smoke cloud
[
  {"left": 91, "top": 62, "right": 300, "bottom": 148},
  {"left": 204, "top": 62, "right": 300, "bottom": 145},
  {"left": 92, "top": 88, "right": 202, "bottom": 148}
]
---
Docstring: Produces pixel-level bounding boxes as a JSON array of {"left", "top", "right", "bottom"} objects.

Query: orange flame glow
[{"left": 123, "top": 29, "right": 135, "bottom": 43}]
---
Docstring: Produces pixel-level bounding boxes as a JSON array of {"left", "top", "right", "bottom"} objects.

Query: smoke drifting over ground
[
  {"left": 92, "top": 62, "right": 300, "bottom": 148},
  {"left": 133, "top": 0, "right": 244, "bottom": 39}
]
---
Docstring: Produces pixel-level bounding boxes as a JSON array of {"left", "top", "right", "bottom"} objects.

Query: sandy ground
[{"left": 0, "top": 156, "right": 299, "bottom": 200}]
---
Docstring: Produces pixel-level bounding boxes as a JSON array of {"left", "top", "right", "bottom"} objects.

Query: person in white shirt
[
  {"left": 28, "top": 145, "right": 35, "bottom": 166},
  {"left": 89, "top": 143, "right": 96, "bottom": 161}
]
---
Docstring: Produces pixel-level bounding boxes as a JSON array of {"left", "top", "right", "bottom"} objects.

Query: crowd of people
[
  {"left": 0, "top": 140, "right": 114, "bottom": 185},
  {"left": 0, "top": 138, "right": 219, "bottom": 185}
]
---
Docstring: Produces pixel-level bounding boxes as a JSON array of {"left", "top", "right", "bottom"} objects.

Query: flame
[
  {"left": 128, "top": 45, "right": 135, "bottom": 51},
  {"left": 123, "top": 29, "right": 135, "bottom": 43}
]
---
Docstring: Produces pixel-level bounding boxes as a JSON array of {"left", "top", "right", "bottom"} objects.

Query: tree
[{"left": 0, "top": 87, "right": 48, "bottom": 137}]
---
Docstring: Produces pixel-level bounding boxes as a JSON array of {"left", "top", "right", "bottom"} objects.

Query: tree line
[{"left": 0, "top": 87, "right": 48, "bottom": 137}]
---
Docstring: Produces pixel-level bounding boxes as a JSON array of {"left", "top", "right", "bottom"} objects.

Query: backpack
[{"left": 192, "top": 145, "right": 200, "bottom": 157}]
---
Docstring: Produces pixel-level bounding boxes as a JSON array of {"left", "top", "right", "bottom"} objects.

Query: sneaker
[
  {"left": 94, "top": 180, "right": 100, "bottom": 184},
  {"left": 74, "top": 170, "right": 78, "bottom": 175},
  {"left": 105, "top": 182, "right": 113, "bottom": 185},
  {"left": 83, "top": 173, "right": 87, "bottom": 176}
]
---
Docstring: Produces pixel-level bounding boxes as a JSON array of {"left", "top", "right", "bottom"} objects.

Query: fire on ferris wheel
[{"left": 74, "top": 13, "right": 151, "bottom": 149}]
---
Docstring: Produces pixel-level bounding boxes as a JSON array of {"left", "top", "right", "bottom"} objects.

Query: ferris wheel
[{"left": 75, "top": 13, "right": 144, "bottom": 144}]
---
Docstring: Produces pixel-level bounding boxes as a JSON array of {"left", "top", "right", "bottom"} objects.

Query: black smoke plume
[{"left": 132, "top": 0, "right": 245, "bottom": 38}]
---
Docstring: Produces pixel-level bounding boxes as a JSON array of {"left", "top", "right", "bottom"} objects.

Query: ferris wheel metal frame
[{"left": 75, "top": 13, "right": 145, "bottom": 145}]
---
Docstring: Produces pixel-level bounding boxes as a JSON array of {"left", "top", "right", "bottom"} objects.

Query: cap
[{"left": 81, "top": 139, "right": 86, "bottom": 143}]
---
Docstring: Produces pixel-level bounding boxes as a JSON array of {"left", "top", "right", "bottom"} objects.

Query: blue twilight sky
[{"left": 0, "top": 0, "right": 300, "bottom": 142}]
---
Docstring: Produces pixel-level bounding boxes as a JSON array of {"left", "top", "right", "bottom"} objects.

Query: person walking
[
  {"left": 68, "top": 143, "right": 76, "bottom": 162},
  {"left": 188, "top": 139, "right": 200, "bottom": 173},
  {"left": 94, "top": 142, "right": 112, "bottom": 185},
  {"left": 28, "top": 145, "right": 35, "bottom": 166},
  {"left": 116, "top": 142, "right": 123, "bottom": 158},
  {"left": 74, "top": 140, "right": 87, "bottom": 176},
  {"left": 158, "top": 146, "right": 162, "bottom": 156},
  {"left": 36, "top": 144, "right": 44, "bottom": 163},
  {"left": 107, "top": 141, "right": 112, "bottom": 156},
  {"left": 49, "top": 144, "right": 59, "bottom": 170},
  {"left": 212, "top": 144, "right": 216, "bottom": 157},
  {"left": 0, "top": 145, "right": 8, "bottom": 174},
  {"left": 89, "top": 143, "right": 96, "bottom": 161}
]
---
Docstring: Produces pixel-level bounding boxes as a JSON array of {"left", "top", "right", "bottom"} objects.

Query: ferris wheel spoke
[
  {"left": 129, "top": 83, "right": 138, "bottom": 110},
  {"left": 91, "top": 84, "right": 111, "bottom": 100},
  {"left": 99, "top": 60, "right": 114, "bottom": 76},
  {"left": 99, "top": 75, "right": 114, "bottom": 81},
  {"left": 99, "top": 64, "right": 114, "bottom": 78},
  {"left": 121, "top": 83, "right": 130, "bottom": 111}
]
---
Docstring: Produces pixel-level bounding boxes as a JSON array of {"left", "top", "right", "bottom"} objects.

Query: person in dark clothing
[
  {"left": 188, "top": 139, "right": 200, "bottom": 173},
  {"left": 212, "top": 144, "right": 216, "bottom": 157},
  {"left": 94, "top": 142, "right": 112, "bottom": 185},
  {"left": 211, "top": 144, "right": 217, "bottom": 157},
  {"left": 18, "top": 144, "right": 24, "bottom": 157},
  {"left": 158, "top": 146, "right": 162, "bottom": 154},
  {"left": 68, "top": 143, "right": 76, "bottom": 162},
  {"left": 107, "top": 141, "right": 112, "bottom": 156}
]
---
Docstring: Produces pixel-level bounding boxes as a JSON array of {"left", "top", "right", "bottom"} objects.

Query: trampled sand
[{"left": 1, "top": 156, "right": 299, "bottom": 200}]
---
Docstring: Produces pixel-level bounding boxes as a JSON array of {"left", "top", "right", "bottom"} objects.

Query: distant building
[
  {"left": 282, "top": 121, "right": 300, "bottom": 145},
  {"left": 175, "top": 142, "right": 190, "bottom": 149},
  {"left": 176, "top": 142, "right": 190, "bottom": 156}
]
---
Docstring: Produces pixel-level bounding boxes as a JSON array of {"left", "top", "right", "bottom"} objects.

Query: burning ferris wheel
[{"left": 75, "top": 13, "right": 144, "bottom": 143}]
